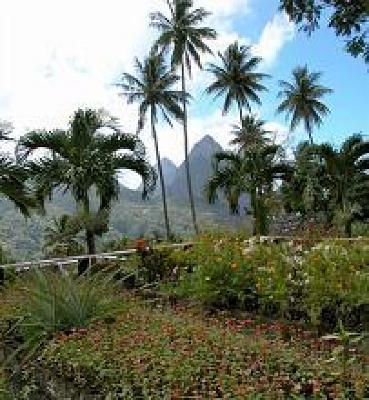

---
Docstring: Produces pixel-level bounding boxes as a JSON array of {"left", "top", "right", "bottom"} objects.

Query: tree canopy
[{"left": 279, "top": 0, "right": 369, "bottom": 64}]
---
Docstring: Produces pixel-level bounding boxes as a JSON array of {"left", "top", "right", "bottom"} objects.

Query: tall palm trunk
[
  {"left": 151, "top": 107, "right": 171, "bottom": 240},
  {"left": 82, "top": 196, "right": 96, "bottom": 255},
  {"left": 181, "top": 59, "right": 199, "bottom": 235},
  {"left": 307, "top": 130, "right": 314, "bottom": 145},
  {"left": 86, "top": 230, "right": 96, "bottom": 254},
  {"left": 237, "top": 101, "right": 243, "bottom": 125},
  {"left": 250, "top": 185, "right": 257, "bottom": 236}
]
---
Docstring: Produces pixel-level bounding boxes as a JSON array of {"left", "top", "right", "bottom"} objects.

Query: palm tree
[
  {"left": 17, "top": 109, "right": 156, "bottom": 254},
  {"left": 0, "top": 155, "right": 36, "bottom": 217},
  {"left": 207, "top": 144, "right": 293, "bottom": 235},
  {"left": 206, "top": 42, "right": 269, "bottom": 124},
  {"left": 280, "top": 141, "right": 331, "bottom": 217},
  {"left": 230, "top": 115, "right": 272, "bottom": 153},
  {"left": 277, "top": 65, "right": 332, "bottom": 144},
  {"left": 0, "top": 130, "right": 36, "bottom": 216},
  {"left": 117, "top": 52, "right": 184, "bottom": 240},
  {"left": 311, "top": 134, "right": 369, "bottom": 236},
  {"left": 150, "top": 0, "right": 217, "bottom": 235}
]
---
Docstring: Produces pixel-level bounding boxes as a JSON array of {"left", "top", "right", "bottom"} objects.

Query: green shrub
[
  {"left": 165, "top": 235, "right": 369, "bottom": 329},
  {"left": 303, "top": 241, "right": 369, "bottom": 328},
  {"left": 171, "top": 234, "right": 258, "bottom": 309}
]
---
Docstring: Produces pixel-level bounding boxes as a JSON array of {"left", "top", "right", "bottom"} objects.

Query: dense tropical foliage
[
  {"left": 282, "top": 134, "right": 369, "bottom": 236},
  {"left": 207, "top": 122, "right": 293, "bottom": 235}
]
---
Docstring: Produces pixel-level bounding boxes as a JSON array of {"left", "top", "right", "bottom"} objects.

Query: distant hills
[{"left": 0, "top": 135, "right": 251, "bottom": 260}]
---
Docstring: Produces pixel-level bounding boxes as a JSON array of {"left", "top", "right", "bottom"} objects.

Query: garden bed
[
  {"left": 1, "top": 236, "right": 368, "bottom": 398},
  {"left": 2, "top": 295, "right": 368, "bottom": 399}
]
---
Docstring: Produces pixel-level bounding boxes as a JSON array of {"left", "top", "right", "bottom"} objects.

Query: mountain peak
[{"left": 190, "top": 135, "right": 223, "bottom": 161}]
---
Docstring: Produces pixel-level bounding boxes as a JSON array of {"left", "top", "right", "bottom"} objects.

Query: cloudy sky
[{"left": 1, "top": 0, "right": 368, "bottom": 188}]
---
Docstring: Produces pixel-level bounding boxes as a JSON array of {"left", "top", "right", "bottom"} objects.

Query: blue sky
[
  {"left": 0, "top": 0, "right": 368, "bottom": 187},
  {"left": 193, "top": 0, "right": 369, "bottom": 148}
]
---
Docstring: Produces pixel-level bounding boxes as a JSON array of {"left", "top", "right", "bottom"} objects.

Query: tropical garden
[{"left": 0, "top": 0, "right": 368, "bottom": 398}]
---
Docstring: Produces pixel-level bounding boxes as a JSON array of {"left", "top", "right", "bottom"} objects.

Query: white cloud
[
  {"left": 0, "top": 1, "right": 294, "bottom": 189},
  {"left": 253, "top": 13, "right": 295, "bottom": 67}
]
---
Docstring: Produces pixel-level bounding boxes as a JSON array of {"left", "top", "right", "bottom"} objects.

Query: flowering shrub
[
  {"left": 171, "top": 234, "right": 259, "bottom": 309},
  {"left": 303, "top": 241, "right": 369, "bottom": 327},
  {"left": 166, "top": 235, "right": 369, "bottom": 329}
]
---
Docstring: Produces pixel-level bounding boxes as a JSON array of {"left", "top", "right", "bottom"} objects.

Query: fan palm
[
  {"left": 117, "top": 52, "right": 184, "bottom": 240},
  {"left": 311, "top": 134, "right": 369, "bottom": 236},
  {"left": 230, "top": 115, "right": 272, "bottom": 153},
  {"left": 17, "top": 109, "right": 156, "bottom": 254},
  {"left": 150, "top": 0, "right": 217, "bottom": 235},
  {"left": 206, "top": 42, "right": 269, "bottom": 123},
  {"left": 207, "top": 145, "right": 293, "bottom": 235},
  {"left": 277, "top": 65, "right": 332, "bottom": 144}
]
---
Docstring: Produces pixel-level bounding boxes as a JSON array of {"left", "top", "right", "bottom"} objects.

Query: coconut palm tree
[
  {"left": 207, "top": 144, "right": 293, "bottom": 235},
  {"left": 117, "top": 52, "right": 184, "bottom": 240},
  {"left": 206, "top": 42, "right": 269, "bottom": 123},
  {"left": 150, "top": 0, "right": 217, "bottom": 235},
  {"left": 310, "top": 134, "right": 369, "bottom": 236},
  {"left": 277, "top": 65, "right": 332, "bottom": 144},
  {"left": 17, "top": 109, "right": 156, "bottom": 254},
  {"left": 230, "top": 115, "right": 272, "bottom": 153}
]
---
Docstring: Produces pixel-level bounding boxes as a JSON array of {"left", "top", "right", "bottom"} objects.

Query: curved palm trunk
[
  {"left": 181, "top": 59, "right": 199, "bottom": 235},
  {"left": 151, "top": 108, "right": 171, "bottom": 240}
]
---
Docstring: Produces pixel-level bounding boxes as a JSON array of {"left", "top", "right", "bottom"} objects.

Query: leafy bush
[
  {"left": 166, "top": 235, "right": 369, "bottom": 329},
  {"left": 168, "top": 234, "right": 259, "bottom": 309},
  {"left": 303, "top": 241, "right": 369, "bottom": 328}
]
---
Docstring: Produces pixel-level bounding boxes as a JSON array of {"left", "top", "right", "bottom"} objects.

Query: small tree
[
  {"left": 207, "top": 144, "right": 293, "bottom": 235},
  {"left": 17, "top": 109, "right": 156, "bottom": 254}
]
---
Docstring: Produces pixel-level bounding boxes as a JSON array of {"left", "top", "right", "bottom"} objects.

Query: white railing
[{"left": 0, "top": 242, "right": 193, "bottom": 272}]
